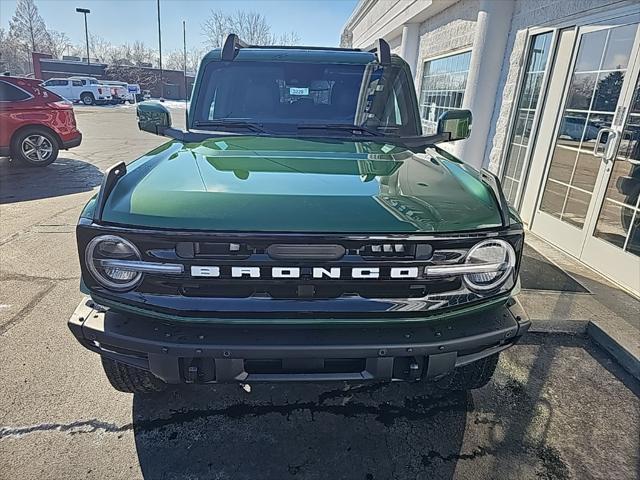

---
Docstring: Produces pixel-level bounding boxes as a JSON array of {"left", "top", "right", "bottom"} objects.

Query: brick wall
[
  {"left": 414, "top": 0, "right": 478, "bottom": 153},
  {"left": 415, "top": 0, "right": 477, "bottom": 70}
]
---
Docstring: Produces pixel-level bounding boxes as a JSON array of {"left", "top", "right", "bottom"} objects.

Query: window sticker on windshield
[
  {"left": 289, "top": 87, "right": 309, "bottom": 96},
  {"left": 381, "top": 144, "right": 395, "bottom": 154},
  {"left": 214, "top": 141, "right": 228, "bottom": 150}
]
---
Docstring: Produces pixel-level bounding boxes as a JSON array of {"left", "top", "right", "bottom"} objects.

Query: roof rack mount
[
  {"left": 93, "top": 162, "right": 127, "bottom": 222},
  {"left": 221, "top": 33, "right": 249, "bottom": 61},
  {"left": 369, "top": 38, "right": 391, "bottom": 65}
]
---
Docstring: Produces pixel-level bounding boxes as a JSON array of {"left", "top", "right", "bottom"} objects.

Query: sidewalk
[{"left": 519, "top": 232, "right": 640, "bottom": 379}]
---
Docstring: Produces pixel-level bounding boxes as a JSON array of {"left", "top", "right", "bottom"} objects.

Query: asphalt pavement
[{"left": 0, "top": 105, "right": 638, "bottom": 480}]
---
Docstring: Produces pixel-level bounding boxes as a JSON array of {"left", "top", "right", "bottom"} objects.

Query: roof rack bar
[
  {"left": 369, "top": 38, "right": 391, "bottom": 65},
  {"left": 221, "top": 33, "right": 248, "bottom": 61}
]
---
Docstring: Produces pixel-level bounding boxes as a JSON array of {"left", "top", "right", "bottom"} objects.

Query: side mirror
[
  {"left": 137, "top": 102, "right": 172, "bottom": 136},
  {"left": 437, "top": 109, "right": 472, "bottom": 141}
]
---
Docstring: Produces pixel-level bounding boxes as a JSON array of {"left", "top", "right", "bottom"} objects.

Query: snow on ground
[{"left": 152, "top": 99, "right": 188, "bottom": 109}]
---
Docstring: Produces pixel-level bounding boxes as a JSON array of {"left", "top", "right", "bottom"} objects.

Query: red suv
[{"left": 0, "top": 76, "right": 82, "bottom": 167}]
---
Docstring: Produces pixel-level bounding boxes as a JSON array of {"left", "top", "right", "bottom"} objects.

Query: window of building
[
  {"left": 0, "top": 81, "right": 31, "bottom": 102},
  {"left": 418, "top": 50, "right": 472, "bottom": 134},
  {"left": 501, "top": 32, "right": 554, "bottom": 207}
]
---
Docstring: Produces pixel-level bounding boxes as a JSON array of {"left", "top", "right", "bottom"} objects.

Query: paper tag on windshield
[
  {"left": 289, "top": 87, "right": 309, "bottom": 96},
  {"left": 381, "top": 144, "right": 395, "bottom": 154},
  {"left": 215, "top": 141, "right": 228, "bottom": 150}
]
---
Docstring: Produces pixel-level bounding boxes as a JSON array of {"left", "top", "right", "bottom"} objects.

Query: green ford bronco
[{"left": 68, "top": 35, "right": 529, "bottom": 394}]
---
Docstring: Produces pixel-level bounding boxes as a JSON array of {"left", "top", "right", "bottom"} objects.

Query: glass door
[
  {"left": 580, "top": 76, "right": 640, "bottom": 293},
  {"left": 532, "top": 21, "right": 640, "bottom": 294}
]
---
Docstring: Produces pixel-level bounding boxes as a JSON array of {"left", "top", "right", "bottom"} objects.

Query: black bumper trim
[
  {"left": 68, "top": 297, "right": 530, "bottom": 383},
  {"left": 61, "top": 133, "right": 82, "bottom": 150}
]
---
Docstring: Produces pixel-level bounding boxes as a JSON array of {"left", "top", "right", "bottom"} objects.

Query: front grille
[
  {"left": 78, "top": 227, "right": 524, "bottom": 316},
  {"left": 136, "top": 235, "right": 516, "bottom": 301}
]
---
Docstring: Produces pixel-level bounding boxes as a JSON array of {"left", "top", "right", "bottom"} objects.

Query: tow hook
[
  {"left": 185, "top": 365, "right": 198, "bottom": 383},
  {"left": 408, "top": 357, "right": 422, "bottom": 381}
]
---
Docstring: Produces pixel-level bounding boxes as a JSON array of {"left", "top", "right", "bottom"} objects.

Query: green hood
[{"left": 98, "top": 136, "right": 503, "bottom": 233}]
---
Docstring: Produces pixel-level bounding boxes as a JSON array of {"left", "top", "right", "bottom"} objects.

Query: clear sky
[{"left": 1, "top": 0, "right": 358, "bottom": 52}]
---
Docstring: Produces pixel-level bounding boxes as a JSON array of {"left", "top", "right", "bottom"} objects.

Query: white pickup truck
[
  {"left": 41, "top": 77, "right": 112, "bottom": 105},
  {"left": 102, "top": 80, "right": 136, "bottom": 104}
]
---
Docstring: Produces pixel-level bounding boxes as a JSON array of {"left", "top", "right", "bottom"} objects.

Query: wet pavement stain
[{"left": 0, "top": 394, "right": 467, "bottom": 440}]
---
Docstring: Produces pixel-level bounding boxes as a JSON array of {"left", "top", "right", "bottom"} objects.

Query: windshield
[{"left": 193, "top": 61, "right": 421, "bottom": 136}]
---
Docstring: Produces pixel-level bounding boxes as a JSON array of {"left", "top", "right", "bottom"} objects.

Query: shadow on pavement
[
  {"left": 0, "top": 156, "right": 103, "bottom": 204},
  {"left": 519, "top": 331, "right": 640, "bottom": 396},
  {"left": 132, "top": 383, "right": 468, "bottom": 479},
  {"left": 130, "top": 332, "right": 640, "bottom": 480}
]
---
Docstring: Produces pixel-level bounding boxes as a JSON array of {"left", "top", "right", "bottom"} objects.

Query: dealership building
[{"left": 342, "top": 0, "right": 640, "bottom": 295}]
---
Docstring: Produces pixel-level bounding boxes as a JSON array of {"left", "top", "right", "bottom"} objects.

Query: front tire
[
  {"left": 433, "top": 353, "right": 499, "bottom": 391},
  {"left": 81, "top": 92, "right": 95, "bottom": 105},
  {"left": 101, "top": 357, "right": 167, "bottom": 394},
  {"left": 11, "top": 128, "right": 59, "bottom": 167}
]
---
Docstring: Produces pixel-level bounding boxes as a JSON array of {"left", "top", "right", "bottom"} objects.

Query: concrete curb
[
  {"left": 525, "top": 318, "right": 640, "bottom": 381},
  {"left": 587, "top": 320, "right": 640, "bottom": 381}
]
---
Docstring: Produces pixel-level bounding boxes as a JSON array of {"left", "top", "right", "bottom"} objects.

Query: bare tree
[
  {"left": 89, "top": 33, "right": 114, "bottom": 63},
  {"left": 45, "top": 30, "right": 72, "bottom": 58},
  {"left": 130, "top": 40, "right": 156, "bottom": 66},
  {"left": 105, "top": 64, "right": 161, "bottom": 93},
  {"left": 201, "top": 10, "right": 229, "bottom": 49},
  {"left": 164, "top": 48, "right": 203, "bottom": 73},
  {"left": 8, "top": 0, "right": 49, "bottom": 55},
  {"left": 231, "top": 11, "right": 271, "bottom": 45},
  {"left": 7, "top": 0, "right": 51, "bottom": 71},
  {"left": 0, "top": 27, "right": 28, "bottom": 74},
  {"left": 273, "top": 31, "right": 301, "bottom": 46},
  {"left": 202, "top": 9, "right": 299, "bottom": 48},
  {"left": 110, "top": 43, "right": 134, "bottom": 65}
]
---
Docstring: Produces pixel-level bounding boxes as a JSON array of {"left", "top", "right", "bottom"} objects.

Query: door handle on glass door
[{"left": 592, "top": 128, "right": 617, "bottom": 162}]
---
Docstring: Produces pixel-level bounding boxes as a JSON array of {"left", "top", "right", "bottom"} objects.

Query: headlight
[
  {"left": 463, "top": 239, "right": 516, "bottom": 291},
  {"left": 85, "top": 235, "right": 142, "bottom": 291}
]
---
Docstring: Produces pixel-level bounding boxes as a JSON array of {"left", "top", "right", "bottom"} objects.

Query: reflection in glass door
[
  {"left": 501, "top": 32, "right": 554, "bottom": 207},
  {"left": 592, "top": 81, "right": 640, "bottom": 255},
  {"left": 532, "top": 20, "right": 640, "bottom": 294},
  {"left": 580, "top": 76, "right": 640, "bottom": 293},
  {"left": 539, "top": 23, "right": 638, "bottom": 229}
]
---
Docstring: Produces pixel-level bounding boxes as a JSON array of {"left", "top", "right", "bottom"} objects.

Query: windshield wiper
[
  {"left": 297, "top": 123, "right": 386, "bottom": 137},
  {"left": 194, "top": 119, "right": 267, "bottom": 134}
]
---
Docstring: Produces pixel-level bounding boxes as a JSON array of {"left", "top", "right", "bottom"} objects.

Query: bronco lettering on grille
[{"left": 190, "top": 266, "right": 420, "bottom": 279}]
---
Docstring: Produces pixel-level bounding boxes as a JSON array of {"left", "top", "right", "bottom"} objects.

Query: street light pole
[
  {"left": 156, "top": 0, "right": 163, "bottom": 100},
  {"left": 75, "top": 8, "right": 91, "bottom": 65}
]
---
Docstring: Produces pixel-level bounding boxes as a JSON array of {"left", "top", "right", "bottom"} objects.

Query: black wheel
[
  {"left": 81, "top": 92, "right": 95, "bottom": 105},
  {"left": 11, "top": 128, "right": 59, "bottom": 167},
  {"left": 101, "top": 357, "right": 167, "bottom": 394},
  {"left": 433, "top": 353, "right": 500, "bottom": 391}
]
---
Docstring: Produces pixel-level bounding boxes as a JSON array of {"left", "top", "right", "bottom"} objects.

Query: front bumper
[{"left": 68, "top": 298, "right": 530, "bottom": 384}]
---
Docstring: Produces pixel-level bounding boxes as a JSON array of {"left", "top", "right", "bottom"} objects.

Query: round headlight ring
[
  {"left": 85, "top": 235, "right": 143, "bottom": 291},
  {"left": 463, "top": 239, "right": 516, "bottom": 292}
]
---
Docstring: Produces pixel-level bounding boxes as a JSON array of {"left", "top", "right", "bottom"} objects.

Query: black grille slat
[{"left": 147, "top": 277, "right": 461, "bottom": 299}]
